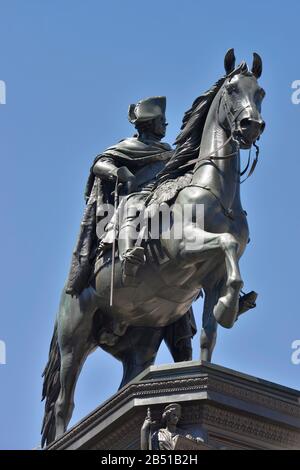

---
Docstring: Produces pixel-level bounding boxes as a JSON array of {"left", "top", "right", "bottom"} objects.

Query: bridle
[
  {"left": 179, "top": 81, "right": 260, "bottom": 184},
  {"left": 220, "top": 84, "right": 260, "bottom": 183},
  {"left": 179, "top": 81, "right": 261, "bottom": 220}
]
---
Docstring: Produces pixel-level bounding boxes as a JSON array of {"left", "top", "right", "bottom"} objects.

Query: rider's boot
[{"left": 118, "top": 224, "right": 146, "bottom": 287}]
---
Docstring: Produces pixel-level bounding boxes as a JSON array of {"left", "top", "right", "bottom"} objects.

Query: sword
[{"left": 110, "top": 175, "right": 119, "bottom": 307}]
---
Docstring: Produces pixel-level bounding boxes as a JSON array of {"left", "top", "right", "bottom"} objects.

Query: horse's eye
[
  {"left": 256, "top": 88, "right": 266, "bottom": 100},
  {"left": 227, "top": 85, "right": 238, "bottom": 94}
]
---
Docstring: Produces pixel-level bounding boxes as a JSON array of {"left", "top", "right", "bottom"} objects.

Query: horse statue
[{"left": 41, "top": 49, "right": 265, "bottom": 446}]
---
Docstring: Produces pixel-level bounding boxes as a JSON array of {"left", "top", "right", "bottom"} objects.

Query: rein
[
  {"left": 177, "top": 134, "right": 235, "bottom": 171},
  {"left": 240, "top": 141, "right": 260, "bottom": 184}
]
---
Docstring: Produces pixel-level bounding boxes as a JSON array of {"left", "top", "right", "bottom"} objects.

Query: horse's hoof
[
  {"left": 213, "top": 298, "right": 238, "bottom": 329},
  {"left": 200, "top": 348, "right": 212, "bottom": 362},
  {"left": 238, "top": 291, "right": 258, "bottom": 316}
]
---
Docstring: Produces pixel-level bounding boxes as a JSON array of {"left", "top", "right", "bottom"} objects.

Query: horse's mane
[{"left": 155, "top": 62, "right": 249, "bottom": 186}]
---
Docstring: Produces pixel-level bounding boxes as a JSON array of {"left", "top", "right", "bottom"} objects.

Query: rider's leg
[{"left": 118, "top": 196, "right": 146, "bottom": 285}]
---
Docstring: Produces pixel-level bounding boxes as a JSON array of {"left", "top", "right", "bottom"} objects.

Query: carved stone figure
[{"left": 141, "top": 404, "right": 204, "bottom": 450}]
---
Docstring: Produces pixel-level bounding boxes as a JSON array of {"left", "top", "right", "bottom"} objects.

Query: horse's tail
[{"left": 41, "top": 320, "right": 61, "bottom": 447}]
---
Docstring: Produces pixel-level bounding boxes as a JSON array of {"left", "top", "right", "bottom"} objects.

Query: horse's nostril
[
  {"left": 240, "top": 118, "right": 265, "bottom": 134},
  {"left": 240, "top": 118, "right": 252, "bottom": 129}
]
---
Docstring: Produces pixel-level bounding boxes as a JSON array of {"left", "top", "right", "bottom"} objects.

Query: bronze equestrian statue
[{"left": 42, "top": 49, "right": 265, "bottom": 446}]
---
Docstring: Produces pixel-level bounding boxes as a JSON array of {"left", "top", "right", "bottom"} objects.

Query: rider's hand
[
  {"left": 116, "top": 166, "right": 137, "bottom": 192},
  {"left": 116, "top": 166, "right": 135, "bottom": 183},
  {"left": 125, "top": 178, "right": 137, "bottom": 193}
]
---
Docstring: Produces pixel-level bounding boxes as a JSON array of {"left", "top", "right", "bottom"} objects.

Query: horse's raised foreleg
[
  {"left": 212, "top": 233, "right": 243, "bottom": 327},
  {"left": 179, "top": 229, "right": 243, "bottom": 328}
]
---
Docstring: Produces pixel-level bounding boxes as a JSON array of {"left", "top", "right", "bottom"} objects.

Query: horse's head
[{"left": 219, "top": 49, "right": 265, "bottom": 149}]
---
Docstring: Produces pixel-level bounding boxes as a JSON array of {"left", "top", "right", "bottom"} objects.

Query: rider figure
[
  {"left": 95, "top": 96, "right": 171, "bottom": 285},
  {"left": 66, "top": 96, "right": 172, "bottom": 293}
]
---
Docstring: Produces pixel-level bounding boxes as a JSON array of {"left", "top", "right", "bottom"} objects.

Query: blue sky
[{"left": 0, "top": 0, "right": 300, "bottom": 449}]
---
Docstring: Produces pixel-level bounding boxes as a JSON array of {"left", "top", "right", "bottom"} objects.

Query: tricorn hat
[{"left": 128, "top": 96, "right": 166, "bottom": 124}]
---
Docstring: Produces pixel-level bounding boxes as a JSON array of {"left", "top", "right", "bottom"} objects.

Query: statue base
[{"left": 47, "top": 361, "right": 300, "bottom": 450}]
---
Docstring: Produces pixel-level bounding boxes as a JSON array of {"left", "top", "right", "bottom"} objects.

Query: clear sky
[{"left": 0, "top": 0, "right": 300, "bottom": 450}]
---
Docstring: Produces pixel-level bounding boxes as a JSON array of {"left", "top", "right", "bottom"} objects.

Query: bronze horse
[{"left": 42, "top": 50, "right": 265, "bottom": 446}]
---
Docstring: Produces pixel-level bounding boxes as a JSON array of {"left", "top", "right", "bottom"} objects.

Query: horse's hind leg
[
  {"left": 118, "top": 326, "right": 164, "bottom": 389},
  {"left": 200, "top": 285, "right": 221, "bottom": 361},
  {"left": 164, "top": 309, "right": 194, "bottom": 362},
  {"left": 54, "top": 290, "right": 96, "bottom": 440},
  {"left": 55, "top": 340, "right": 91, "bottom": 439}
]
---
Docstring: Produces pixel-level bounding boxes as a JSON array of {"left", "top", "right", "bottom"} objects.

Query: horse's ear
[
  {"left": 252, "top": 52, "right": 262, "bottom": 78},
  {"left": 224, "top": 48, "right": 236, "bottom": 75}
]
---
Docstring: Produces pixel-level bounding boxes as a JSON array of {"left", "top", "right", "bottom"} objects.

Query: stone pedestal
[{"left": 47, "top": 361, "right": 300, "bottom": 450}]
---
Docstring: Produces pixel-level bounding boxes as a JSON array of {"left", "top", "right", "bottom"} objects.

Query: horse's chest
[{"left": 229, "top": 212, "right": 249, "bottom": 252}]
